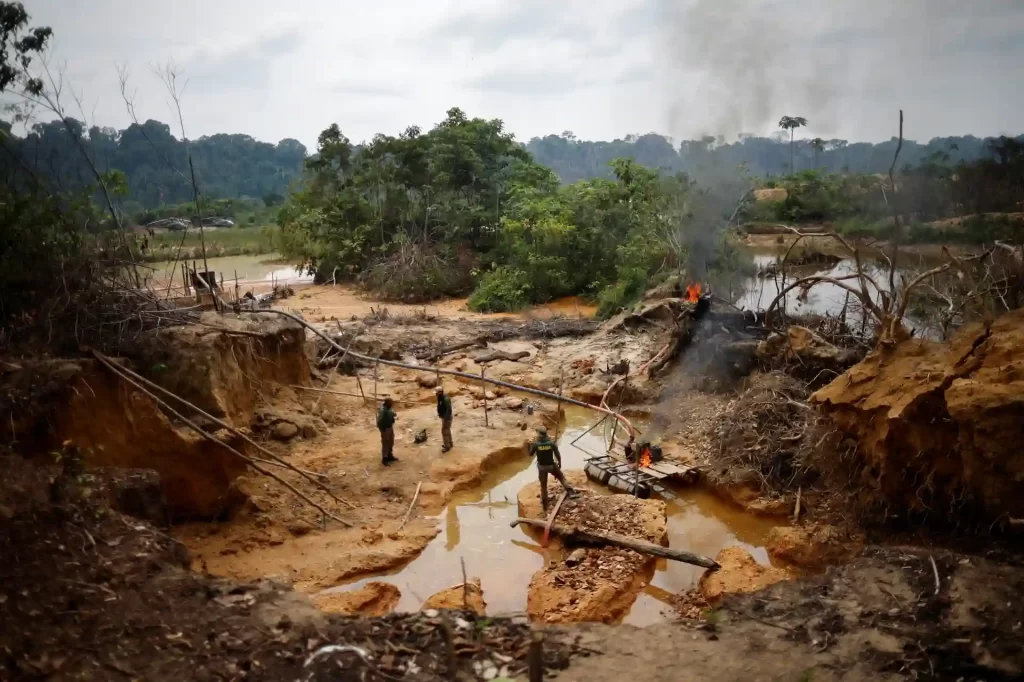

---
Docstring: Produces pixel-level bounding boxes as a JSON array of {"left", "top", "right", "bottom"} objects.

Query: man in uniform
[
  {"left": 435, "top": 386, "right": 454, "bottom": 452},
  {"left": 530, "top": 425, "right": 577, "bottom": 511},
  {"left": 377, "top": 397, "right": 398, "bottom": 466}
]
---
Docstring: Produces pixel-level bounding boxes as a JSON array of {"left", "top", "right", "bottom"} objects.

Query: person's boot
[
  {"left": 382, "top": 458, "right": 391, "bottom": 467},
  {"left": 388, "top": 455, "right": 399, "bottom": 463}
]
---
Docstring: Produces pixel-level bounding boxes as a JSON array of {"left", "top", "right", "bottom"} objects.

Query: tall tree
[
  {"left": 810, "top": 137, "right": 825, "bottom": 169},
  {"left": 778, "top": 116, "right": 808, "bottom": 173}
]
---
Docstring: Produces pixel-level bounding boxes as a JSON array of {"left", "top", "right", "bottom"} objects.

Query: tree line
[
  {"left": 525, "top": 130, "right": 1024, "bottom": 185},
  {"left": 4, "top": 108, "right": 1021, "bottom": 219},
  {"left": 1, "top": 117, "right": 306, "bottom": 213}
]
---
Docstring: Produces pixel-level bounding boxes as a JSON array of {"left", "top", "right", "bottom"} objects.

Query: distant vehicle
[
  {"left": 204, "top": 218, "right": 235, "bottom": 227},
  {"left": 145, "top": 218, "right": 188, "bottom": 231}
]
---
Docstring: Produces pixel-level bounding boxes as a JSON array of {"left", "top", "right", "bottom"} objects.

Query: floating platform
[{"left": 584, "top": 455, "right": 699, "bottom": 499}]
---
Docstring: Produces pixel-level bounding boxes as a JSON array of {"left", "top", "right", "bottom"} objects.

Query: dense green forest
[
  {"left": 0, "top": 118, "right": 306, "bottom": 212},
  {"left": 4, "top": 111, "right": 1021, "bottom": 219},
  {"left": 523, "top": 131, "right": 1021, "bottom": 184}
]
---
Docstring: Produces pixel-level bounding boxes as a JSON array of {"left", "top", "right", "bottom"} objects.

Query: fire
[
  {"left": 639, "top": 447, "right": 652, "bottom": 468},
  {"left": 684, "top": 282, "right": 702, "bottom": 303}
]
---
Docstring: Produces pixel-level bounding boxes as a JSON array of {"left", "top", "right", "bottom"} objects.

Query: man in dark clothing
[
  {"left": 435, "top": 386, "right": 454, "bottom": 452},
  {"left": 529, "top": 426, "right": 577, "bottom": 511},
  {"left": 377, "top": 397, "right": 398, "bottom": 465}
]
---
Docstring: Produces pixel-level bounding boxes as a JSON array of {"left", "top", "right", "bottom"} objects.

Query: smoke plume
[{"left": 661, "top": 0, "right": 844, "bottom": 139}]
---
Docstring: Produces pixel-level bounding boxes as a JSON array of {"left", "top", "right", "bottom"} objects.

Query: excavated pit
[{"left": 313, "top": 407, "right": 783, "bottom": 624}]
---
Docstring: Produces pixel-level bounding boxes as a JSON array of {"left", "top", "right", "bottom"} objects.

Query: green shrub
[
  {"left": 468, "top": 267, "right": 533, "bottom": 312},
  {"left": 596, "top": 267, "right": 648, "bottom": 319}
]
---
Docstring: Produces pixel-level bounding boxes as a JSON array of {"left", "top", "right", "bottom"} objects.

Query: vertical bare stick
[
  {"left": 374, "top": 356, "right": 380, "bottom": 401},
  {"left": 528, "top": 630, "right": 544, "bottom": 682},
  {"left": 461, "top": 557, "right": 468, "bottom": 610},
  {"left": 440, "top": 611, "right": 457, "bottom": 681},
  {"left": 555, "top": 366, "right": 564, "bottom": 441},
  {"left": 481, "top": 367, "right": 489, "bottom": 427}
]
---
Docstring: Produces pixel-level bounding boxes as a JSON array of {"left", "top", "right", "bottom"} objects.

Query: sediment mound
[
  {"left": 812, "top": 309, "right": 1024, "bottom": 522},
  {"left": 313, "top": 582, "right": 400, "bottom": 616},
  {"left": 698, "top": 547, "right": 787, "bottom": 603},
  {"left": 517, "top": 474, "right": 668, "bottom": 623},
  {"left": 766, "top": 525, "right": 863, "bottom": 571},
  {"left": 422, "top": 578, "right": 487, "bottom": 615}
]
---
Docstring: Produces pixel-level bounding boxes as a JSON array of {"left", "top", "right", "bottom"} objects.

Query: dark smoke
[{"left": 661, "top": 0, "right": 844, "bottom": 140}]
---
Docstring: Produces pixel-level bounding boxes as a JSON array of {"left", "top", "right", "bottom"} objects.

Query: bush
[
  {"left": 359, "top": 240, "right": 475, "bottom": 303},
  {"left": 596, "top": 267, "right": 648, "bottom": 319},
  {"left": 467, "top": 267, "right": 533, "bottom": 312}
]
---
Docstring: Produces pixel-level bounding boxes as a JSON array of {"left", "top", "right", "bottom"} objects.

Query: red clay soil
[{"left": 812, "top": 308, "right": 1024, "bottom": 522}]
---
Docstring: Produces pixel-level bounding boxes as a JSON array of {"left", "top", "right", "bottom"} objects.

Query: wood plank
[
  {"left": 638, "top": 467, "right": 669, "bottom": 480},
  {"left": 647, "top": 461, "right": 692, "bottom": 476}
]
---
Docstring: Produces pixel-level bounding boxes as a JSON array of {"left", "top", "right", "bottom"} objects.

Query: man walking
[
  {"left": 377, "top": 397, "right": 398, "bottom": 466},
  {"left": 435, "top": 386, "right": 454, "bottom": 452},
  {"left": 530, "top": 425, "right": 577, "bottom": 511}
]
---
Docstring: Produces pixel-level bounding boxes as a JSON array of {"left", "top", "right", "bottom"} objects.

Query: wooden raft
[{"left": 583, "top": 455, "right": 699, "bottom": 499}]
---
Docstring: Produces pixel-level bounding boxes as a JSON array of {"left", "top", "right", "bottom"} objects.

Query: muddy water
[
  {"left": 143, "top": 253, "right": 313, "bottom": 291},
  {"left": 319, "top": 406, "right": 781, "bottom": 622}
]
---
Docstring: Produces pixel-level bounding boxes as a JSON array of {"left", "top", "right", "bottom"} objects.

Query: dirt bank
[{"left": 812, "top": 308, "right": 1024, "bottom": 523}]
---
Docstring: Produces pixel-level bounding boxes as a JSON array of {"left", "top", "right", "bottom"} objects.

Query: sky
[{"left": 22, "top": 0, "right": 1024, "bottom": 151}]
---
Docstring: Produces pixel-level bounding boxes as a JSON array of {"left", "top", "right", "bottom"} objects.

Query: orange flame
[
  {"left": 685, "top": 282, "right": 702, "bottom": 304},
  {"left": 639, "top": 447, "right": 652, "bottom": 468}
]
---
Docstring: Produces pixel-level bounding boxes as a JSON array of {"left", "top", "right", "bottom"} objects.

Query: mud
[
  {"left": 422, "top": 578, "right": 487, "bottom": 615},
  {"left": 312, "top": 581, "right": 401, "bottom": 615},
  {"left": 698, "top": 546, "right": 789, "bottom": 603},
  {"left": 766, "top": 524, "right": 864, "bottom": 571}
]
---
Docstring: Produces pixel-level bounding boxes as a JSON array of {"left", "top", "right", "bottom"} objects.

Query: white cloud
[{"left": 19, "top": 0, "right": 1024, "bottom": 150}]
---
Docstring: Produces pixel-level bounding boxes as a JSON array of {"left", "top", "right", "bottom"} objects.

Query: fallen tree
[{"left": 509, "top": 517, "right": 720, "bottom": 570}]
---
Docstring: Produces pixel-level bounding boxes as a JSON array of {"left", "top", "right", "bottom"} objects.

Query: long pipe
[{"left": 251, "top": 309, "right": 635, "bottom": 436}]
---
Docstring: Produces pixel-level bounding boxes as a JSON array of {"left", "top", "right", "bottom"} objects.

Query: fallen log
[
  {"left": 416, "top": 336, "right": 488, "bottom": 362},
  {"left": 474, "top": 349, "right": 531, "bottom": 364},
  {"left": 509, "top": 517, "right": 719, "bottom": 569}
]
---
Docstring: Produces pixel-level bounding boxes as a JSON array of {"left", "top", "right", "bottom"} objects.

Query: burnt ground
[{"left": 4, "top": 454, "right": 1023, "bottom": 681}]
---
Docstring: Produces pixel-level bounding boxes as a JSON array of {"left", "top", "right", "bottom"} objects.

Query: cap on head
[
  {"left": 383, "top": 397, "right": 393, "bottom": 406},
  {"left": 434, "top": 386, "right": 444, "bottom": 394},
  {"left": 536, "top": 425, "right": 548, "bottom": 435}
]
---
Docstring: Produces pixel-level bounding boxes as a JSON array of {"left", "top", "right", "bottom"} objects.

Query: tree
[
  {"left": 778, "top": 116, "right": 808, "bottom": 173},
  {"left": 810, "top": 137, "right": 825, "bottom": 169}
]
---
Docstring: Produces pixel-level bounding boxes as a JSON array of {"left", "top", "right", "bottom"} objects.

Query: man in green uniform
[
  {"left": 377, "top": 397, "right": 398, "bottom": 466},
  {"left": 530, "top": 425, "right": 577, "bottom": 511},
  {"left": 435, "top": 386, "right": 454, "bottom": 452}
]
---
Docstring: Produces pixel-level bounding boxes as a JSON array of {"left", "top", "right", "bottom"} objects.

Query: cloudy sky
[{"left": 24, "top": 0, "right": 1024, "bottom": 150}]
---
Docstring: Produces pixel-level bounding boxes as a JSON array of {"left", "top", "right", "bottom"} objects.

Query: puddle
[{"left": 320, "top": 407, "right": 782, "bottom": 622}]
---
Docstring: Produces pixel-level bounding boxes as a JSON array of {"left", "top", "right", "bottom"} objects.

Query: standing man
[
  {"left": 377, "top": 397, "right": 398, "bottom": 466},
  {"left": 435, "top": 386, "right": 454, "bottom": 453},
  {"left": 530, "top": 425, "right": 577, "bottom": 511}
]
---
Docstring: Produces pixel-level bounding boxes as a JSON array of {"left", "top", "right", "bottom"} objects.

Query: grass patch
[{"left": 141, "top": 226, "right": 278, "bottom": 263}]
